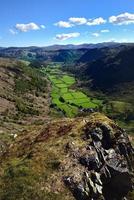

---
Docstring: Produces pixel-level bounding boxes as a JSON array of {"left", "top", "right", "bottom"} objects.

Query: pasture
[{"left": 42, "top": 67, "right": 102, "bottom": 117}]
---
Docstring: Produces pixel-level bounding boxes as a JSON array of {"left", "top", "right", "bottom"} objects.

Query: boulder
[{"left": 63, "top": 114, "right": 134, "bottom": 200}]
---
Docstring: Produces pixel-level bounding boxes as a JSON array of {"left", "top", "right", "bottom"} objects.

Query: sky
[{"left": 0, "top": 0, "right": 134, "bottom": 47}]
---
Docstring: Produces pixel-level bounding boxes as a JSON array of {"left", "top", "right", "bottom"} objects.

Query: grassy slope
[
  {"left": 1, "top": 112, "right": 132, "bottom": 200},
  {"left": 0, "top": 58, "right": 51, "bottom": 143}
]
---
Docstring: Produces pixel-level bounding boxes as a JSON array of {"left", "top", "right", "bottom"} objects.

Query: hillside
[
  {"left": 64, "top": 45, "right": 134, "bottom": 99},
  {"left": 0, "top": 112, "right": 133, "bottom": 200},
  {"left": 65, "top": 45, "right": 134, "bottom": 89},
  {"left": 83, "top": 46, "right": 134, "bottom": 90},
  {"left": 0, "top": 58, "right": 50, "bottom": 129},
  {"left": 77, "top": 45, "right": 128, "bottom": 63},
  {"left": 63, "top": 45, "right": 134, "bottom": 134},
  {"left": 76, "top": 46, "right": 134, "bottom": 108}
]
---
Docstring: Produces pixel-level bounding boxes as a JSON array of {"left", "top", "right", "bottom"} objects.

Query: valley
[
  {"left": 42, "top": 65, "right": 102, "bottom": 117},
  {"left": 40, "top": 63, "right": 134, "bottom": 137},
  {"left": 1, "top": 0, "right": 134, "bottom": 199},
  {"left": 0, "top": 44, "right": 133, "bottom": 200}
]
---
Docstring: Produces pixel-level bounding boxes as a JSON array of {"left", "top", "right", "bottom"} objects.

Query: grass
[
  {"left": 62, "top": 93, "right": 74, "bottom": 100},
  {"left": 80, "top": 102, "right": 98, "bottom": 108},
  {"left": 51, "top": 93, "right": 60, "bottom": 98},
  {"left": 42, "top": 66, "right": 103, "bottom": 118},
  {"left": 51, "top": 79, "right": 63, "bottom": 84},
  {"left": 56, "top": 83, "right": 68, "bottom": 88},
  {"left": 102, "top": 100, "right": 134, "bottom": 135},
  {"left": 60, "top": 88, "right": 68, "bottom": 94},
  {"left": 103, "top": 100, "right": 133, "bottom": 119},
  {"left": 0, "top": 157, "right": 71, "bottom": 200},
  {"left": 62, "top": 75, "right": 75, "bottom": 85},
  {"left": 51, "top": 87, "right": 59, "bottom": 93},
  {"left": 52, "top": 98, "right": 62, "bottom": 105},
  {"left": 59, "top": 104, "right": 78, "bottom": 117},
  {"left": 71, "top": 92, "right": 87, "bottom": 99}
]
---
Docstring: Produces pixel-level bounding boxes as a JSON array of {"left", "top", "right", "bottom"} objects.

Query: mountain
[
  {"left": 0, "top": 42, "right": 133, "bottom": 64},
  {"left": 39, "top": 42, "right": 120, "bottom": 50},
  {"left": 64, "top": 44, "right": 134, "bottom": 95},
  {"left": 0, "top": 47, "right": 87, "bottom": 63},
  {"left": 83, "top": 46, "right": 134, "bottom": 90},
  {"left": 77, "top": 45, "right": 128, "bottom": 63},
  {"left": 0, "top": 42, "right": 127, "bottom": 62}
]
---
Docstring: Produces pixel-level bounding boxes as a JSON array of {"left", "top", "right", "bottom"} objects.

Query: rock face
[{"left": 63, "top": 114, "right": 134, "bottom": 200}]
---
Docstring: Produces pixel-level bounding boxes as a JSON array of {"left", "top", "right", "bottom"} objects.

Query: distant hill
[
  {"left": 38, "top": 42, "right": 120, "bottom": 50},
  {"left": 0, "top": 47, "right": 87, "bottom": 63},
  {"left": 81, "top": 46, "right": 134, "bottom": 90},
  {"left": 0, "top": 42, "right": 127, "bottom": 62},
  {"left": 77, "top": 45, "right": 128, "bottom": 63}
]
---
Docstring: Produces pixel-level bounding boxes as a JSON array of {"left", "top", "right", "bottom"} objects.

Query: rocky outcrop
[{"left": 63, "top": 114, "right": 134, "bottom": 200}]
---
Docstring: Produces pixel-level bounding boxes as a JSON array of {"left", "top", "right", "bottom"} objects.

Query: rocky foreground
[
  {"left": 0, "top": 113, "right": 133, "bottom": 200},
  {"left": 63, "top": 114, "right": 134, "bottom": 200}
]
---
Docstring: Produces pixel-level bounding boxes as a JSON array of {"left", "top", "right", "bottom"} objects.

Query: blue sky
[{"left": 0, "top": 0, "right": 134, "bottom": 47}]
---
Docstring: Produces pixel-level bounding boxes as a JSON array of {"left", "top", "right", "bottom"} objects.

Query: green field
[{"left": 41, "top": 67, "right": 102, "bottom": 117}]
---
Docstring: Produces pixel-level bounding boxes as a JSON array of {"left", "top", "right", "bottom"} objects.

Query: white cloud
[
  {"left": 55, "top": 17, "right": 106, "bottom": 28},
  {"left": 40, "top": 25, "right": 46, "bottom": 29},
  {"left": 54, "top": 21, "right": 73, "bottom": 28},
  {"left": 9, "top": 29, "right": 18, "bottom": 35},
  {"left": 109, "top": 12, "right": 134, "bottom": 25},
  {"left": 87, "top": 17, "right": 106, "bottom": 26},
  {"left": 56, "top": 32, "right": 80, "bottom": 40},
  {"left": 92, "top": 33, "right": 100, "bottom": 37},
  {"left": 15, "top": 22, "right": 41, "bottom": 32},
  {"left": 69, "top": 17, "right": 87, "bottom": 25},
  {"left": 101, "top": 29, "right": 110, "bottom": 33}
]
